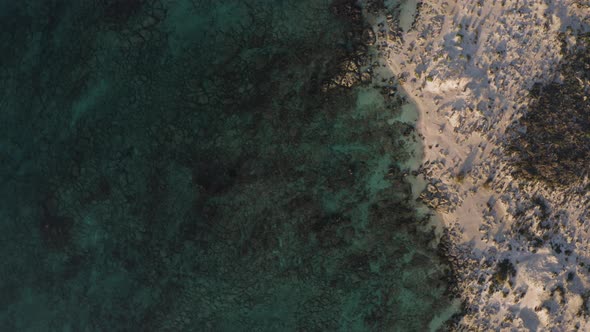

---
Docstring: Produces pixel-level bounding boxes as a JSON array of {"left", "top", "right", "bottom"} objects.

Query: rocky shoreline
[
  {"left": 370, "top": 0, "right": 590, "bottom": 330},
  {"left": 0, "top": 0, "right": 458, "bottom": 330}
]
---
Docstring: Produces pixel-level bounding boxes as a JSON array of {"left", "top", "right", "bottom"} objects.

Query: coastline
[
  {"left": 0, "top": 0, "right": 460, "bottom": 330},
  {"left": 4, "top": 0, "right": 590, "bottom": 329},
  {"left": 367, "top": 0, "right": 590, "bottom": 330}
]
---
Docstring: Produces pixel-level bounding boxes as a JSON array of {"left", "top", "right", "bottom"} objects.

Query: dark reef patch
[
  {"left": 102, "top": 0, "right": 144, "bottom": 23},
  {"left": 0, "top": 0, "right": 455, "bottom": 330}
]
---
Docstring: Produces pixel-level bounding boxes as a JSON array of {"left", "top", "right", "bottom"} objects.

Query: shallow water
[
  {"left": 397, "top": 0, "right": 420, "bottom": 32},
  {"left": 0, "top": 0, "right": 456, "bottom": 330}
]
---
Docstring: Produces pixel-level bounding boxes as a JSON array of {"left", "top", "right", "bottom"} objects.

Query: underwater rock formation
[{"left": 0, "top": 0, "right": 456, "bottom": 330}]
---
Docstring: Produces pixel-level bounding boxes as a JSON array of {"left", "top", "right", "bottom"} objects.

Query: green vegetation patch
[{"left": 509, "top": 33, "right": 590, "bottom": 185}]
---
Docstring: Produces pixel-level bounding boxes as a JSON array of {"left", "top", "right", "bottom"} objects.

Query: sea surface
[{"left": 0, "top": 1, "right": 456, "bottom": 330}]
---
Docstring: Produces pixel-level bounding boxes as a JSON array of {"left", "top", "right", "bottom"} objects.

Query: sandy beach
[{"left": 365, "top": 0, "right": 590, "bottom": 329}]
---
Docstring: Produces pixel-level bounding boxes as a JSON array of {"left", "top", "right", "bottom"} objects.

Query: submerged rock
[{"left": 0, "top": 0, "right": 455, "bottom": 331}]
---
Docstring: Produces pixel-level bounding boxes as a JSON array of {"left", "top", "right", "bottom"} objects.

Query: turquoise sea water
[{"left": 0, "top": 1, "right": 456, "bottom": 330}]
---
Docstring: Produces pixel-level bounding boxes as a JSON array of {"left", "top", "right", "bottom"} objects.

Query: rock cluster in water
[{"left": 0, "top": 0, "right": 456, "bottom": 330}]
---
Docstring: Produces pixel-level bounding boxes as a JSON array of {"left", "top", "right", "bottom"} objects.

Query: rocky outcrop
[{"left": 420, "top": 180, "right": 459, "bottom": 213}]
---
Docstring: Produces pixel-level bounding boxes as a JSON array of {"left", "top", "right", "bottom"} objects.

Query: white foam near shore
[{"left": 364, "top": 0, "right": 590, "bottom": 330}]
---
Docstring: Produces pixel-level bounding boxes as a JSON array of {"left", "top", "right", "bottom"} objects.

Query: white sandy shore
[{"left": 365, "top": 0, "right": 590, "bottom": 330}]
